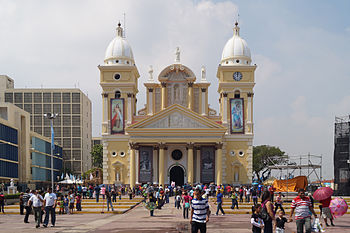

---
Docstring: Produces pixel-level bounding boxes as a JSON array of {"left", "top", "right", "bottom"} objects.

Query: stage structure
[
  {"left": 267, "top": 154, "right": 322, "bottom": 198},
  {"left": 334, "top": 115, "right": 350, "bottom": 195}
]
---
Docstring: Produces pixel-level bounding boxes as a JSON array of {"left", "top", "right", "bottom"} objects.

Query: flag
[
  {"left": 50, "top": 122, "right": 55, "bottom": 150},
  {"left": 60, "top": 173, "right": 64, "bottom": 180},
  {"left": 70, "top": 174, "right": 73, "bottom": 180},
  {"left": 90, "top": 173, "right": 93, "bottom": 180},
  {"left": 65, "top": 173, "right": 69, "bottom": 180}
]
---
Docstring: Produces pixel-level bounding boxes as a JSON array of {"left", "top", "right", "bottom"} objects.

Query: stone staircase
[
  {"left": 1, "top": 196, "right": 143, "bottom": 215},
  {"left": 209, "top": 197, "right": 350, "bottom": 215}
]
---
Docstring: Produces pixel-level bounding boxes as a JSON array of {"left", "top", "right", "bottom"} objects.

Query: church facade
[{"left": 100, "top": 22, "right": 256, "bottom": 187}]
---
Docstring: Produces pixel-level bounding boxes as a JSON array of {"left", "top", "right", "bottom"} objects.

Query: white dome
[
  {"left": 104, "top": 23, "right": 135, "bottom": 66},
  {"left": 221, "top": 22, "right": 251, "bottom": 66}
]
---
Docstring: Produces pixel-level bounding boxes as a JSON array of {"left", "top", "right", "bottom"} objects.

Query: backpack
[{"left": 260, "top": 202, "right": 271, "bottom": 222}]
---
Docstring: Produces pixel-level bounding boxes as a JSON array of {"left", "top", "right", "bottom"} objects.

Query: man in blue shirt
[
  {"left": 190, "top": 186, "right": 210, "bottom": 233},
  {"left": 215, "top": 189, "right": 225, "bottom": 215},
  {"left": 94, "top": 185, "right": 101, "bottom": 203}
]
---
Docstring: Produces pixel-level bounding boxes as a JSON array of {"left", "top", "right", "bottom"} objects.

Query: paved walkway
[{"left": 0, "top": 198, "right": 349, "bottom": 232}]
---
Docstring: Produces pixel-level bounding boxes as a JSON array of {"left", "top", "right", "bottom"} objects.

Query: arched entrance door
[{"left": 170, "top": 166, "right": 184, "bottom": 186}]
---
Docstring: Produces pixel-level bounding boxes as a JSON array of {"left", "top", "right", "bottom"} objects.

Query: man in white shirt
[
  {"left": 28, "top": 190, "right": 43, "bottom": 228},
  {"left": 43, "top": 188, "right": 57, "bottom": 228}
]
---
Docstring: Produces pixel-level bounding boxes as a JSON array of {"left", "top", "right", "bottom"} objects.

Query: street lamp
[{"left": 44, "top": 113, "right": 58, "bottom": 192}]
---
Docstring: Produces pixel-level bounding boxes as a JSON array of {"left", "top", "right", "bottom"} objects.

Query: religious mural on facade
[
  {"left": 200, "top": 146, "right": 215, "bottom": 183},
  {"left": 230, "top": 98, "right": 244, "bottom": 133},
  {"left": 110, "top": 99, "right": 124, "bottom": 134},
  {"left": 139, "top": 146, "right": 153, "bottom": 183}
]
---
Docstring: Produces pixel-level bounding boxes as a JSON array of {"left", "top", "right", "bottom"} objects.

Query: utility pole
[{"left": 44, "top": 113, "right": 58, "bottom": 192}]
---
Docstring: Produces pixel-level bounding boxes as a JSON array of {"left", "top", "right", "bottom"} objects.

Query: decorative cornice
[
  {"left": 161, "top": 82, "right": 167, "bottom": 88},
  {"left": 127, "top": 93, "right": 133, "bottom": 98},
  {"left": 201, "top": 88, "right": 206, "bottom": 93},
  {"left": 223, "top": 93, "right": 228, "bottom": 97},
  {"left": 149, "top": 88, "right": 154, "bottom": 93},
  {"left": 102, "top": 93, "right": 108, "bottom": 98},
  {"left": 188, "top": 82, "right": 194, "bottom": 88}
]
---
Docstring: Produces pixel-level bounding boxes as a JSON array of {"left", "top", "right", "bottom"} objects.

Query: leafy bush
[{"left": 4, "top": 193, "right": 21, "bottom": 199}]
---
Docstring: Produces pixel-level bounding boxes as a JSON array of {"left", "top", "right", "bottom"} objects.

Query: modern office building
[
  {"left": 0, "top": 118, "right": 19, "bottom": 182},
  {"left": 0, "top": 76, "right": 92, "bottom": 175},
  {"left": 31, "top": 131, "right": 63, "bottom": 185},
  {"left": 0, "top": 102, "right": 30, "bottom": 185},
  {"left": 0, "top": 102, "right": 62, "bottom": 189}
]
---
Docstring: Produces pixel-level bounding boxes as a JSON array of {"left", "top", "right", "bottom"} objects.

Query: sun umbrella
[
  {"left": 329, "top": 197, "right": 348, "bottom": 218},
  {"left": 313, "top": 187, "right": 333, "bottom": 201}
]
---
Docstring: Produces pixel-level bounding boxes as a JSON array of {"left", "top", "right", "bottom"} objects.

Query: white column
[
  {"left": 148, "top": 89, "right": 153, "bottom": 115},
  {"left": 102, "top": 141, "right": 109, "bottom": 184},
  {"left": 201, "top": 89, "right": 206, "bottom": 115},
  {"left": 247, "top": 94, "right": 252, "bottom": 123},
  {"left": 135, "top": 149, "right": 139, "bottom": 184},
  {"left": 153, "top": 147, "right": 158, "bottom": 184},
  {"left": 247, "top": 92, "right": 254, "bottom": 134},
  {"left": 127, "top": 93, "right": 132, "bottom": 124},
  {"left": 223, "top": 93, "right": 228, "bottom": 124},
  {"left": 196, "top": 148, "right": 201, "bottom": 183}
]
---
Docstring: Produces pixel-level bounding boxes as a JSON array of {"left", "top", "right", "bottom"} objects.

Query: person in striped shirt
[
  {"left": 190, "top": 186, "right": 210, "bottom": 233},
  {"left": 288, "top": 189, "right": 317, "bottom": 233}
]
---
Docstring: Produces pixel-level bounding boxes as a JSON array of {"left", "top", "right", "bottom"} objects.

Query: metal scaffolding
[
  {"left": 267, "top": 154, "right": 322, "bottom": 183},
  {"left": 334, "top": 115, "right": 350, "bottom": 195}
]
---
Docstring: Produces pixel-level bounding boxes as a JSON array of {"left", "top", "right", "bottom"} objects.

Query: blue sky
[{"left": 0, "top": 0, "right": 349, "bottom": 179}]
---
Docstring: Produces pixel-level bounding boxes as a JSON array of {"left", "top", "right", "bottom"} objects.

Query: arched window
[
  {"left": 115, "top": 91, "right": 121, "bottom": 99},
  {"left": 234, "top": 90, "right": 240, "bottom": 98}
]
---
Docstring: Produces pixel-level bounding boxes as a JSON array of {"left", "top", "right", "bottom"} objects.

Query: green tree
[
  {"left": 91, "top": 144, "right": 103, "bottom": 168},
  {"left": 253, "top": 145, "right": 286, "bottom": 182}
]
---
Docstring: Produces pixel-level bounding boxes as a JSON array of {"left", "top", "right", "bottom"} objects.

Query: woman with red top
[
  {"left": 182, "top": 191, "right": 191, "bottom": 219},
  {"left": 320, "top": 196, "right": 334, "bottom": 226}
]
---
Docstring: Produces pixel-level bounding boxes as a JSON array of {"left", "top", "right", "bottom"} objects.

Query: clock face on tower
[{"left": 233, "top": 72, "right": 242, "bottom": 81}]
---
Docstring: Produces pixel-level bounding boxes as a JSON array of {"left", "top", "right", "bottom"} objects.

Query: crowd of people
[
  {"left": 140, "top": 183, "right": 335, "bottom": 233},
  {"left": 0, "top": 182, "right": 337, "bottom": 232}
]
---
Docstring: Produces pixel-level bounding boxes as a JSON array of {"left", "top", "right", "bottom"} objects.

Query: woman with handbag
[
  {"left": 260, "top": 191, "right": 275, "bottom": 233},
  {"left": 182, "top": 191, "right": 191, "bottom": 219}
]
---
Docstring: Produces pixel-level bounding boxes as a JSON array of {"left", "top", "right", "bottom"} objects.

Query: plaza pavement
[{"left": 0, "top": 199, "right": 349, "bottom": 232}]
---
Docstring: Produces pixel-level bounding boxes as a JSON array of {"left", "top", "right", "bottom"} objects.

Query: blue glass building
[
  {"left": 0, "top": 122, "right": 19, "bottom": 180},
  {"left": 31, "top": 135, "right": 63, "bottom": 182}
]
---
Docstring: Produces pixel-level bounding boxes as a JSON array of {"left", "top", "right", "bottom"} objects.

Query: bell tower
[
  {"left": 217, "top": 22, "right": 256, "bottom": 134},
  {"left": 99, "top": 23, "right": 140, "bottom": 135},
  {"left": 217, "top": 22, "right": 257, "bottom": 184}
]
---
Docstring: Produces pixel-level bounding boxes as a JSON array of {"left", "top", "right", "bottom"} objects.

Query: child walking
[
  {"left": 251, "top": 204, "right": 264, "bottom": 233},
  {"left": 275, "top": 210, "right": 287, "bottom": 233},
  {"left": 64, "top": 195, "right": 69, "bottom": 214},
  {"left": 76, "top": 194, "right": 82, "bottom": 211},
  {"left": 58, "top": 196, "right": 64, "bottom": 214},
  {"left": 231, "top": 191, "right": 239, "bottom": 209}
]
